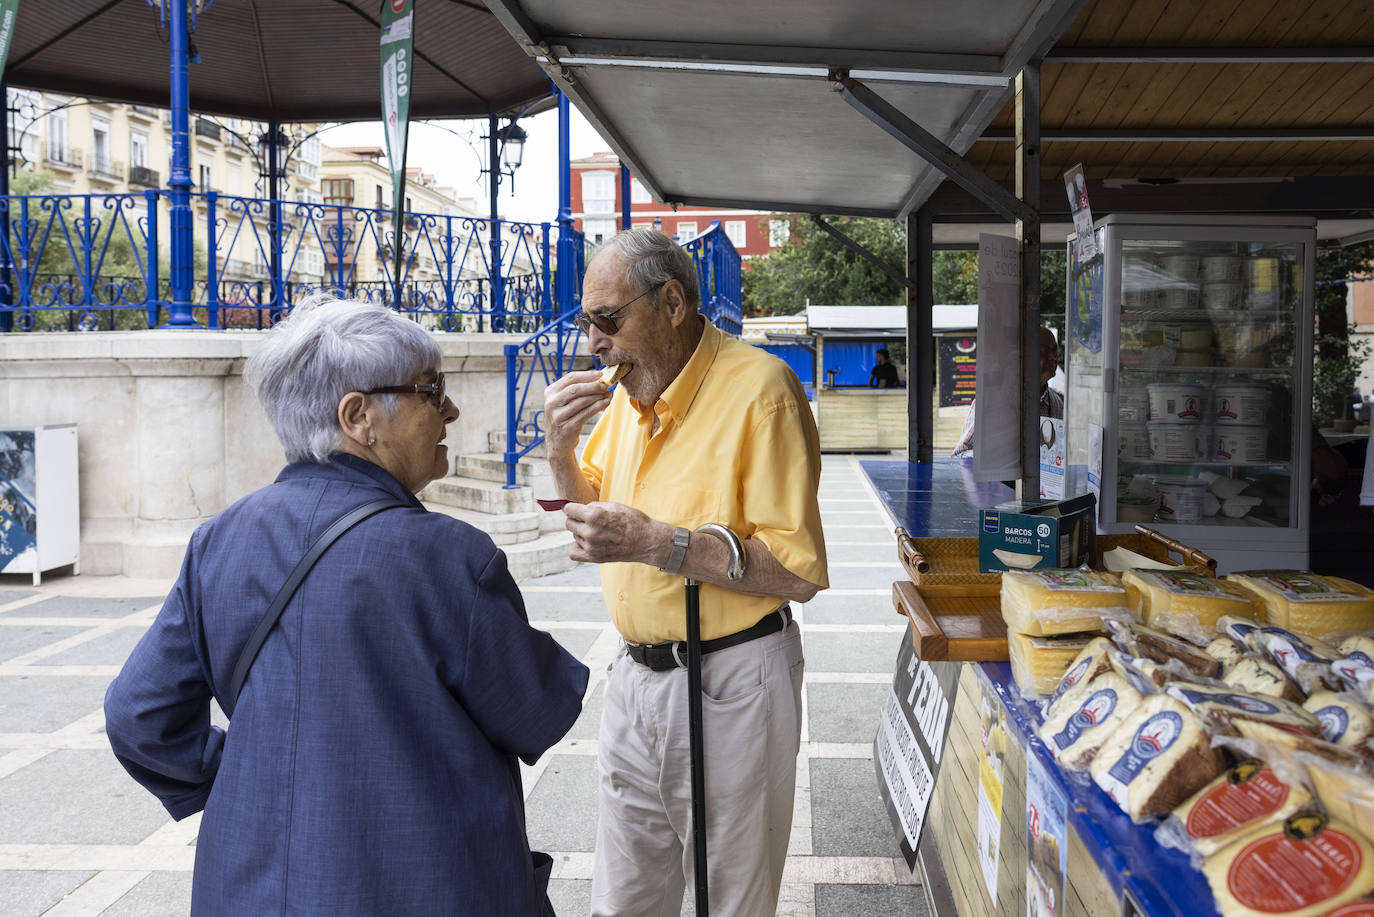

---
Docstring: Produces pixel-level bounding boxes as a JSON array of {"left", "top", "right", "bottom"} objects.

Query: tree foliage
[{"left": 1313, "top": 240, "right": 1374, "bottom": 426}]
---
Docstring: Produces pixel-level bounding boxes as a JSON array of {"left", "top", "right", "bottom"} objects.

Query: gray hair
[
  {"left": 244, "top": 294, "right": 441, "bottom": 463},
  {"left": 596, "top": 227, "right": 701, "bottom": 309}
]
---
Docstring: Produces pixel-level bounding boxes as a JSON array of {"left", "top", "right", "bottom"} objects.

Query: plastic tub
[
  {"left": 1156, "top": 477, "right": 1208, "bottom": 523},
  {"left": 1212, "top": 425, "right": 1269, "bottom": 464},
  {"left": 1161, "top": 253, "right": 1200, "bottom": 282},
  {"left": 1213, "top": 383, "right": 1272, "bottom": 425},
  {"left": 1202, "top": 254, "right": 1244, "bottom": 283},
  {"left": 1118, "top": 495, "right": 1158, "bottom": 523},
  {"left": 1119, "top": 424, "right": 1151, "bottom": 461},
  {"left": 1159, "top": 283, "right": 1199, "bottom": 311},
  {"left": 1148, "top": 383, "right": 1206, "bottom": 422},
  {"left": 1202, "top": 282, "right": 1244, "bottom": 312},
  {"left": 1119, "top": 388, "right": 1150, "bottom": 423},
  {"left": 1148, "top": 421, "right": 1204, "bottom": 462}
]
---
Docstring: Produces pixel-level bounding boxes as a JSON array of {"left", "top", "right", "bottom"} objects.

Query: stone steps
[
  {"left": 455, "top": 451, "right": 551, "bottom": 488},
  {"left": 423, "top": 501, "right": 575, "bottom": 581},
  {"left": 421, "top": 475, "right": 536, "bottom": 517}
]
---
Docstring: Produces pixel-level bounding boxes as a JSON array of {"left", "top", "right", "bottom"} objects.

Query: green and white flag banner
[
  {"left": 0, "top": 0, "right": 21, "bottom": 77},
  {"left": 380, "top": 0, "right": 414, "bottom": 290}
]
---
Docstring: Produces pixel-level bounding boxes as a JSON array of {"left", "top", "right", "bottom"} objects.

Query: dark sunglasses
[
  {"left": 364, "top": 374, "right": 447, "bottom": 410},
  {"left": 573, "top": 283, "right": 665, "bottom": 335}
]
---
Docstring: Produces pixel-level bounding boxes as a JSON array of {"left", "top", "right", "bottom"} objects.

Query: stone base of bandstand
[{"left": 0, "top": 330, "right": 531, "bottom": 579}]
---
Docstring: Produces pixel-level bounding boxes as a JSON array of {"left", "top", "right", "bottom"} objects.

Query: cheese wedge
[
  {"left": 1221, "top": 656, "right": 1306, "bottom": 703},
  {"left": 1038, "top": 672, "right": 1144, "bottom": 768},
  {"left": 1108, "top": 620, "right": 1222, "bottom": 679},
  {"left": 599, "top": 362, "right": 632, "bottom": 385},
  {"left": 1124, "top": 569, "right": 1258, "bottom": 636},
  {"left": 1166, "top": 681, "right": 1321, "bottom": 737},
  {"left": 1304, "top": 691, "right": 1374, "bottom": 748},
  {"left": 1340, "top": 635, "right": 1374, "bottom": 663},
  {"left": 1204, "top": 815, "right": 1374, "bottom": 917},
  {"left": 1226, "top": 572, "right": 1374, "bottom": 638},
  {"left": 1257, "top": 626, "right": 1342, "bottom": 695},
  {"left": 1090, "top": 693, "right": 1225, "bottom": 821},
  {"left": 1295, "top": 740, "right": 1374, "bottom": 843},
  {"left": 1173, "top": 761, "right": 1312, "bottom": 857},
  {"left": 1044, "top": 636, "right": 1118, "bottom": 713},
  {"left": 1107, "top": 649, "right": 1170, "bottom": 693},
  {"left": 1002, "top": 569, "right": 1131, "bottom": 636},
  {"left": 1009, "top": 631, "right": 1096, "bottom": 696},
  {"left": 1205, "top": 636, "right": 1247, "bottom": 668}
]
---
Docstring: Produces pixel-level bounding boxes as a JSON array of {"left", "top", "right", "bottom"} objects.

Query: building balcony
[
  {"left": 88, "top": 156, "right": 125, "bottom": 182},
  {"left": 45, "top": 144, "right": 83, "bottom": 170},
  {"left": 129, "top": 165, "right": 161, "bottom": 188},
  {"left": 129, "top": 105, "right": 160, "bottom": 122},
  {"left": 194, "top": 118, "right": 221, "bottom": 141}
]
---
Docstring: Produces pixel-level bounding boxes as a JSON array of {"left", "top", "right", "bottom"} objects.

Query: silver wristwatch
[{"left": 660, "top": 526, "right": 691, "bottom": 574}]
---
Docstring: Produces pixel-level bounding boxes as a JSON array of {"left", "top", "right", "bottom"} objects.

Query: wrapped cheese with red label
[{"left": 1167, "top": 761, "right": 1311, "bottom": 857}]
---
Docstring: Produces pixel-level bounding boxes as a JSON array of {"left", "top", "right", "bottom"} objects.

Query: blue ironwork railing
[
  {"left": 0, "top": 190, "right": 559, "bottom": 334},
  {"left": 501, "top": 221, "right": 743, "bottom": 486}
]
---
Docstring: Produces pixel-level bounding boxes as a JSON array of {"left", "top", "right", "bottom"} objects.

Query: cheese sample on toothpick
[
  {"left": 1038, "top": 672, "right": 1144, "bottom": 768},
  {"left": 1172, "top": 761, "right": 1312, "bottom": 857},
  {"left": 1001, "top": 569, "right": 1131, "bottom": 636},
  {"left": 1226, "top": 572, "right": 1374, "bottom": 638},
  {"left": 1123, "top": 569, "right": 1258, "bottom": 635},
  {"left": 1204, "top": 815, "right": 1374, "bottom": 917},
  {"left": 1090, "top": 693, "right": 1225, "bottom": 821}
]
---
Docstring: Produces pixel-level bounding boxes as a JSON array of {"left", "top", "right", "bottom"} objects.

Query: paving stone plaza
[{"left": 0, "top": 454, "right": 925, "bottom": 916}]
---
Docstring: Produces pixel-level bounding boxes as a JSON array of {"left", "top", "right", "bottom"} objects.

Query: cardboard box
[{"left": 978, "top": 494, "right": 1096, "bottom": 573}]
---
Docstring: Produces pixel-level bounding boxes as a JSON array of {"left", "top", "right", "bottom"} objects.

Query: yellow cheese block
[
  {"left": 1303, "top": 690, "right": 1374, "bottom": 748},
  {"left": 1123, "top": 569, "right": 1258, "bottom": 636},
  {"left": 1038, "top": 672, "right": 1144, "bottom": 768},
  {"left": 1009, "top": 631, "right": 1096, "bottom": 697},
  {"left": 1090, "top": 693, "right": 1225, "bottom": 821},
  {"left": 1204, "top": 816, "right": 1374, "bottom": 917},
  {"left": 1001, "top": 569, "right": 1131, "bottom": 636},
  {"left": 1172, "top": 761, "right": 1312, "bottom": 857},
  {"left": 1226, "top": 572, "right": 1374, "bottom": 638}
]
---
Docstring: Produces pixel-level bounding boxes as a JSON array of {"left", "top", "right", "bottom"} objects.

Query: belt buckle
[{"left": 670, "top": 642, "right": 687, "bottom": 669}]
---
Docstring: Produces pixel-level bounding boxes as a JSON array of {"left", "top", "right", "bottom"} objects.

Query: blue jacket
[{"left": 105, "top": 454, "right": 588, "bottom": 916}]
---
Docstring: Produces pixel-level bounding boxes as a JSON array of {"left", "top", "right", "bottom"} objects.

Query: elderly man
[{"left": 543, "top": 228, "right": 828, "bottom": 916}]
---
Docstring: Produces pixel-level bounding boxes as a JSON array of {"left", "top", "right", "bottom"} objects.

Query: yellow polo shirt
[{"left": 579, "top": 319, "right": 828, "bottom": 644}]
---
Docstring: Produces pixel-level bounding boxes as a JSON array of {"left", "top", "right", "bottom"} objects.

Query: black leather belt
[{"left": 625, "top": 605, "right": 792, "bottom": 672}]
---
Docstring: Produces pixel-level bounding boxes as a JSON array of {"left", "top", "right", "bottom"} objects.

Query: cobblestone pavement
[{"left": 0, "top": 455, "right": 926, "bottom": 916}]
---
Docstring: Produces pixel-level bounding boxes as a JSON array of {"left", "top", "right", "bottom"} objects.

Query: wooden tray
[
  {"left": 895, "top": 523, "right": 1216, "bottom": 586},
  {"left": 892, "top": 581, "right": 1004, "bottom": 662}
]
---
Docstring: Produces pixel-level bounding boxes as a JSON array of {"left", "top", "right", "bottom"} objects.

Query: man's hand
[
  {"left": 543, "top": 369, "right": 612, "bottom": 456},
  {"left": 564, "top": 501, "right": 669, "bottom": 566}
]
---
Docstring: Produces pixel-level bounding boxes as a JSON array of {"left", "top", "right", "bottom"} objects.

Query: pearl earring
[{"left": 367, "top": 434, "right": 375, "bottom": 446}]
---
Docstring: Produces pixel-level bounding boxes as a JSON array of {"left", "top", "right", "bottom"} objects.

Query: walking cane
[{"left": 683, "top": 523, "right": 746, "bottom": 917}]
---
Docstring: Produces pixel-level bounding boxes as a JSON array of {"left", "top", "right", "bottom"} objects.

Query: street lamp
[{"left": 498, "top": 121, "right": 526, "bottom": 174}]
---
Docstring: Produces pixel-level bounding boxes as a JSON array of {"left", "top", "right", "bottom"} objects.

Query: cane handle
[{"left": 695, "top": 523, "right": 747, "bottom": 582}]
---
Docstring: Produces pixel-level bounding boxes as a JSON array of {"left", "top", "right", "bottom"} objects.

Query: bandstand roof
[{"left": 9, "top": 1, "right": 555, "bottom": 122}]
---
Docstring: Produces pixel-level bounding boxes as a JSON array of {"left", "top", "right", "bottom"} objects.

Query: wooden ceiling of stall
[{"left": 967, "top": 0, "right": 1374, "bottom": 181}]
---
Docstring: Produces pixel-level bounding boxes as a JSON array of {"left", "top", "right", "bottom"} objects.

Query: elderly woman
[{"left": 105, "top": 296, "right": 588, "bottom": 916}]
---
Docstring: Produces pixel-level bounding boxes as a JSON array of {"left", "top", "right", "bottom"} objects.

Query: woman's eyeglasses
[
  {"left": 573, "top": 283, "right": 664, "bottom": 335},
  {"left": 364, "top": 374, "right": 447, "bottom": 410}
]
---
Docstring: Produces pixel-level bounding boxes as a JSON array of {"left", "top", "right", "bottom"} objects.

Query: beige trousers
[{"left": 589, "top": 622, "right": 805, "bottom": 917}]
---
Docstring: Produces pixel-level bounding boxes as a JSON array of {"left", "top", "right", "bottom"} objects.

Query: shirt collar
[
  {"left": 633, "top": 317, "right": 719, "bottom": 425},
  {"left": 276, "top": 452, "right": 423, "bottom": 507}
]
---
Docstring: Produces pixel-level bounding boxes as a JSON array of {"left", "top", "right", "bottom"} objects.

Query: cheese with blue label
[
  {"left": 1090, "top": 694, "right": 1224, "bottom": 821},
  {"left": 1044, "top": 636, "right": 1118, "bottom": 713},
  {"left": 1038, "top": 672, "right": 1144, "bottom": 768},
  {"left": 1221, "top": 656, "right": 1306, "bottom": 704},
  {"left": 1258, "top": 626, "right": 1341, "bottom": 695},
  {"left": 1303, "top": 690, "right": 1373, "bottom": 748},
  {"left": 1166, "top": 681, "right": 1321, "bottom": 736}
]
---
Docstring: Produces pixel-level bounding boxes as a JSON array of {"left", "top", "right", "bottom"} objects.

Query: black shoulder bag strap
[{"left": 224, "top": 497, "right": 407, "bottom": 717}]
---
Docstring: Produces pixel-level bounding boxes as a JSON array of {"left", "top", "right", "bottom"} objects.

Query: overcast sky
[{"left": 316, "top": 105, "right": 609, "bottom": 225}]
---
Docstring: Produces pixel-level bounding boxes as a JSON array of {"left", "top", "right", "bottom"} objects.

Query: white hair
[
  {"left": 244, "top": 294, "right": 441, "bottom": 463},
  {"left": 596, "top": 227, "right": 701, "bottom": 309}
]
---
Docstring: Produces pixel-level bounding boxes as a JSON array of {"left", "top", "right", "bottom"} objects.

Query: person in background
[
  {"left": 542, "top": 228, "right": 827, "bottom": 916},
  {"left": 869, "top": 347, "right": 901, "bottom": 388},
  {"left": 104, "top": 296, "right": 588, "bottom": 917},
  {"left": 952, "top": 327, "right": 1062, "bottom": 457}
]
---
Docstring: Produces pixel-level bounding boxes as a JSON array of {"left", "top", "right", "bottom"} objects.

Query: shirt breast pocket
[{"left": 650, "top": 483, "right": 724, "bottom": 529}]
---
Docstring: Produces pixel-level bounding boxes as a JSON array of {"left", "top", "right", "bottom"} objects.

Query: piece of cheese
[
  {"left": 1294, "top": 739, "right": 1374, "bottom": 842},
  {"left": 1173, "top": 761, "right": 1312, "bottom": 857},
  {"left": 1303, "top": 690, "right": 1374, "bottom": 748},
  {"left": 1226, "top": 572, "right": 1374, "bottom": 638},
  {"left": 599, "top": 362, "right": 632, "bottom": 385},
  {"left": 1123, "top": 569, "right": 1258, "bottom": 635},
  {"left": 1221, "top": 656, "right": 1306, "bottom": 703},
  {"left": 1167, "top": 681, "right": 1321, "bottom": 737},
  {"left": 1341, "top": 635, "right": 1374, "bottom": 663},
  {"left": 1324, "top": 899, "right": 1374, "bottom": 916},
  {"left": 1107, "top": 648, "right": 1170, "bottom": 693},
  {"left": 1108, "top": 620, "right": 1222, "bottom": 679},
  {"left": 1205, "top": 636, "right": 1247, "bottom": 668},
  {"left": 1044, "top": 636, "right": 1118, "bottom": 713},
  {"left": 1204, "top": 816, "right": 1374, "bottom": 917},
  {"left": 1038, "top": 672, "right": 1145, "bottom": 768},
  {"left": 1009, "top": 631, "right": 1096, "bottom": 696},
  {"left": 1257, "top": 626, "right": 1342, "bottom": 695},
  {"left": 1090, "top": 693, "right": 1225, "bottom": 821},
  {"left": 1001, "top": 569, "right": 1131, "bottom": 636}
]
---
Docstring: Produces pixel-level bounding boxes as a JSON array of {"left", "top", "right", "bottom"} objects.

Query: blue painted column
[
  {"left": 555, "top": 88, "right": 575, "bottom": 317},
  {"left": 619, "top": 162, "right": 630, "bottom": 231},
  {"left": 163, "top": 0, "right": 199, "bottom": 327},
  {"left": 0, "top": 80, "right": 12, "bottom": 333},
  {"left": 489, "top": 113, "right": 505, "bottom": 332},
  {"left": 267, "top": 122, "right": 283, "bottom": 322}
]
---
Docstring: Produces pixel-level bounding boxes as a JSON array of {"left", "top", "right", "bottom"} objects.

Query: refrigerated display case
[{"left": 1064, "top": 214, "right": 1315, "bottom": 571}]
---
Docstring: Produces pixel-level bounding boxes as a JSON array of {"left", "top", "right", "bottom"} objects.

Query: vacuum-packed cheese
[
  {"left": 1010, "top": 631, "right": 1096, "bottom": 696},
  {"left": 1220, "top": 615, "right": 1266, "bottom": 653},
  {"left": 1341, "top": 635, "right": 1374, "bottom": 664},
  {"left": 1204, "top": 815, "right": 1374, "bottom": 917},
  {"left": 1038, "top": 672, "right": 1145, "bottom": 768},
  {"left": 1166, "top": 681, "right": 1321, "bottom": 736},
  {"left": 1221, "top": 656, "right": 1306, "bottom": 703},
  {"left": 1107, "top": 620, "right": 1222, "bottom": 679},
  {"left": 1123, "top": 569, "right": 1258, "bottom": 635},
  {"left": 1107, "top": 648, "right": 1170, "bottom": 693},
  {"left": 1090, "top": 694, "right": 1225, "bottom": 821},
  {"left": 1172, "top": 761, "right": 1312, "bottom": 857},
  {"left": 1044, "top": 636, "right": 1117, "bottom": 712},
  {"left": 1226, "top": 572, "right": 1374, "bottom": 638},
  {"left": 1205, "top": 636, "right": 1247, "bottom": 668},
  {"left": 1001, "top": 569, "right": 1130, "bottom": 636},
  {"left": 1304, "top": 690, "right": 1374, "bottom": 748},
  {"left": 1295, "top": 739, "right": 1374, "bottom": 842},
  {"left": 1258, "top": 626, "right": 1342, "bottom": 694}
]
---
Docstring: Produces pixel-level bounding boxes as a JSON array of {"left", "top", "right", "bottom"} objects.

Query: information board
[{"left": 938, "top": 335, "right": 978, "bottom": 407}]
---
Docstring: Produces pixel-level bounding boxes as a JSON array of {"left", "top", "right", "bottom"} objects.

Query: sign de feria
[{"left": 380, "top": 0, "right": 414, "bottom": 307}]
